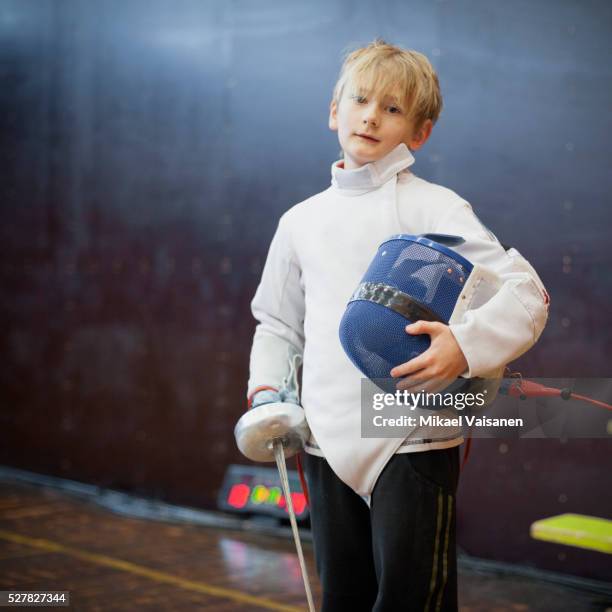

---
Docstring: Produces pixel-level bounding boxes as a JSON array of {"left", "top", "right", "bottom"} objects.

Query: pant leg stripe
[
  {"left": 435, "top": 493, "right": 454, "bottom": 612},
  {"left": 424, "top": 488, "right": 444, "bottom": 612}
]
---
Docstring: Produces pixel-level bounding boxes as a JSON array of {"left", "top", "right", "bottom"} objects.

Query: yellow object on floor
[{"left": 530, "top": 513, "right": 612, "bottom": 554}]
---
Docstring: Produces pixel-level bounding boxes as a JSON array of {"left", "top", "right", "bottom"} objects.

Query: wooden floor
[{"left": 0, "top": 482, "right": 607, "bottom": 611}]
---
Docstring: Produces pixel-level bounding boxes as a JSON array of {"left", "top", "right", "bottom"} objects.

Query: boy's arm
[
  {"left": 433, "top": 198, "right": 549, "bottom": 378},
  {"left": 247, "top": 214, "right": 305, "bottom": 406}
]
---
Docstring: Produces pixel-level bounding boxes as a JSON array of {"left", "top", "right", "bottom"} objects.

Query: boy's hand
[
  {"left": 248, "top": 388, "right": 281, "bottom": 410},
  {"left": 389, "top": 321, "right": 468, "bottom": 393}
]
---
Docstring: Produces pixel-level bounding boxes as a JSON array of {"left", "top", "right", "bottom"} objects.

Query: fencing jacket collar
[{"left": 331, "top": 142, "right": 416, "bottom": 192}]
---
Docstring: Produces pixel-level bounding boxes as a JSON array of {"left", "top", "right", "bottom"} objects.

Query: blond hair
[{"left": 332, "top": 39, "right": 443, "bottom": 131}]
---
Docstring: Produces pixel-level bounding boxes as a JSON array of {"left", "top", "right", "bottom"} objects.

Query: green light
[{"left": 268, "top": 487, "right": 282, "bottom": 505}]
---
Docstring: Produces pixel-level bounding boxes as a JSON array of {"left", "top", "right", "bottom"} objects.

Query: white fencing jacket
[{"left": 248, "top": 143, "right": 549, "bottom": 496}]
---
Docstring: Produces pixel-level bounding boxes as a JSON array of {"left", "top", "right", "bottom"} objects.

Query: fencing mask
[{"left": 338, "top": 233, "right": 501, "bottom": 396}]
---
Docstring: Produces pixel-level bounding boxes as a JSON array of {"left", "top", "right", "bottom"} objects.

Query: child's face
[{"left": 329, "top": 85, "right": 431, "bottom": 170}]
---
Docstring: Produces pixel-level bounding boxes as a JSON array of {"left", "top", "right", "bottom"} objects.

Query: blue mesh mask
[{"left": 339, "top": 234, "right": 474, "bottom": 390}]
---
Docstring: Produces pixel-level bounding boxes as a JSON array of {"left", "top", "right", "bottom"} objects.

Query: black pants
[{"left": 304, "top": 447, "right": 460, "bottom": 612}]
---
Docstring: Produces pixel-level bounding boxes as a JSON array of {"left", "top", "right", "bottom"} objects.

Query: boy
[{"left": 246, "top": 40, "right": 548, "bottom": 611}]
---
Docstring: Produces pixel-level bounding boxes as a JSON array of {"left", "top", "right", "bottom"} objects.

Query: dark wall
[{"left": 1, "top": 0, "right": 610, "bottom": 581}]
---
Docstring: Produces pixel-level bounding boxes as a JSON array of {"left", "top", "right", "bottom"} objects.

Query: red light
[
  {"left": 276, "top": 492, "right": 306, "bottom": 516},
  {"left": 291, "top": 492, "right": 306, "bottom": 515},
  {"left": 227, "top": 483, "right": 250, "bottom": 508}
]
